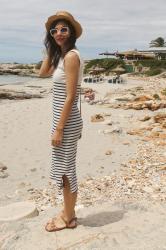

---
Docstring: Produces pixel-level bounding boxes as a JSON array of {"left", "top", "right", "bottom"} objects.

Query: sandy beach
[
  {"left": 0, "top": 75, "right": 166, "bottom": 249},
  {"left": 0, "top": 77, "right": 139, "bottom": 198}
]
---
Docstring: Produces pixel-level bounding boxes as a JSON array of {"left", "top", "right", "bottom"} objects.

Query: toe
[
  {"left": 45, "top": 219, "right": 59, "bottom": 232},
  {"left": 69, "top": 218, "right": 77, "bottom": 228}
]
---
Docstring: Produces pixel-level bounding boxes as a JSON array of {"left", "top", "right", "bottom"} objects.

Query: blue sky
[{"left": 0, "top": 0, "right": 166, "bottom": 63}]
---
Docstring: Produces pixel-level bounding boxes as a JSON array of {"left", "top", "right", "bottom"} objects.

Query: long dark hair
[{"left": 44, "top": 19, "right": 77, "bottom": 69}]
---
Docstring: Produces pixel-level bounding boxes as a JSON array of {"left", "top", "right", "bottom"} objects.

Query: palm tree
[{"left": 149, "top": 37, "right": 166, "bottom": 47}]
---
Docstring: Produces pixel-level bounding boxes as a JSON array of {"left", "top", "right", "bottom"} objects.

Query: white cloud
[{"left": 0, "top": 0, "right": 166, "bottom": 62}]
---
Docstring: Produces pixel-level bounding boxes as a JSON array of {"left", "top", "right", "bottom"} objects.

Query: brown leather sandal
[
  {"left": 45, "top": 215, "right": 77, "bottom": 232},
  {"left": 45, "top": 210, "right": 77, "bottom": 228}
]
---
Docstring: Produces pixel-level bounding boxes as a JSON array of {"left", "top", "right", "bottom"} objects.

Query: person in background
[{"left": 84, "top": 89, "right": 95, "bottom": 102}]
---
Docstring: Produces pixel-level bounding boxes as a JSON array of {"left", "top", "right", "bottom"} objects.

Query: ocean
[{"left": 0, "top": 75, "right": 39, "bottom": 86}]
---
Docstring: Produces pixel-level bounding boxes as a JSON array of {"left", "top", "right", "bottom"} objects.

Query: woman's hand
[
  {"left": 38, "top": 51, "right": 54, "bottom": 78},
  {"left": 51, "top": 129, "right": 63, "bottom": 147}
]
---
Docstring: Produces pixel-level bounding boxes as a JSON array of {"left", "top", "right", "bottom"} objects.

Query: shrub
[
  {"left": 84, "top": 58, "right": 125, "bottom": 74},
  {"left": 145, "top": 68, "right": 162, "bottom": 76},
  {"left": 134, "top": 59, "right": 166, "bottom": 69},
  {"left": 161, "top": 89, "right": 166, "bottom": 96},
  {"left": 153, "top": 94, "right": 161, "bottom": 100}
]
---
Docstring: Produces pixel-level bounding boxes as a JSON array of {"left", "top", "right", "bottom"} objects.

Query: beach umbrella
[
  {"left": 111, "top": 66, "right": 126, "bottom": 74},
  {"left": 88, "top": 66, "right": 106, "bottom": 75}
]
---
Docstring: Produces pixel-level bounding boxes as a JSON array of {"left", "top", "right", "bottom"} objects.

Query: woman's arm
[
  {"left": 38, "top": 56, "right": 55, "bottom": 77},
  {"left": 56, "top": 52, "right": 80, "bottom": 130}
]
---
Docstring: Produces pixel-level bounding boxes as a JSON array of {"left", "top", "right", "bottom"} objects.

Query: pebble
[
  {"left": 0, "top": 172, "right": 9, "bottom": 178},
  {"left": 0, "top": 162, "right": 9, "bottom": 178},
  {"left": 139, "top": 116, "right": 151, "bottom": 121},
  {"left": 30, "top": 168, "right": 37, "bottom": 172},
  {"left": 105, "top": 150, "right": 112, "bottom": 155},
  {"left": 17, "top": 182, "right": 26, "bottom": 189},
  {"left": 102, "top": 119, "right": 112, "bottom": 125},
  {"left": 0, "top": 163, "right": 7, "bottom": 172},
  {"left": 142, "top": 186, "right": 154, "bottom": 193},
  {"left": 151, "top": 127, "right": 164, "bottom": 132},
  {"left": 102, "top": 127, "right": 122, "bottom": 134},
  {"left": 123, "top": 141, "right": 130, "bottom": 145}
]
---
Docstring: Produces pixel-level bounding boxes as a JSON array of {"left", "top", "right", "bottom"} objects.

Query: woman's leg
[
  {"left": 45, "top": 175, "right": 77, "bottom": 230},
  {"left": 62, "top": 175, "right": 77, "bottom": 221}
]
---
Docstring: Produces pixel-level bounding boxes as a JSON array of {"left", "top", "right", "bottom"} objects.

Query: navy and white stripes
[{"left": 50, "top": 49, "right": 83, "bottom": 195}]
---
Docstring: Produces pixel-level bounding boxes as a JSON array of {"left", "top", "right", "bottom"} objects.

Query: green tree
[{"left": 149, "top": 37, "right": 166, "bottom": 47}]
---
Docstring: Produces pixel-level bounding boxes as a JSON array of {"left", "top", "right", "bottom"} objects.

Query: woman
[{"left": 39, "top": 11, "right": 84, "bottom": 231}]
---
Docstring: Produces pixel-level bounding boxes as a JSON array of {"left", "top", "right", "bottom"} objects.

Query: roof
[
  {"left": 140, "top": 47, "right": 166, "bottom": 53},
  {"left": 99, "top": 47, "right": 166, "bottom": 56}
]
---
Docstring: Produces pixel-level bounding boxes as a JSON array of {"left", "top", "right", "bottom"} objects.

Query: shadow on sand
[{"left": 78, "top": 209, "right": 126, "bottom": 227}]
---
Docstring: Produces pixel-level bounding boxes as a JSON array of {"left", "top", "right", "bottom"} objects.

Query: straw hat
[{"left": 45, "top": 11, "right": 82, "bottom": 38}]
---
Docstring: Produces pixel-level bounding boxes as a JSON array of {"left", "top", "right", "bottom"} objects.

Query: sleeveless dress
[{"left": 50, "top": 48, "right": 84, "bottom": 195}]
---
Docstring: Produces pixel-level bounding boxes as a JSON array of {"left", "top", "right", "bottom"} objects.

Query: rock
[
  {"left": 0, "top": 89, "right": 43, "bottom": 100},
  {"left": 0, "top": 63, "right": 39, "bottom": 77},
  {"left": 115, "top": 96, "right": 133, "bottom": 102},
  {"left": 103, "top": 112, "right": 112, "bottom": 117},
  {"left": 153, "top": 113, "right": 166, "bottom": 124},
  {"left": 101, "top": 119, "right": 112, "bottom": 125},
  {"left": 136, "top": 165, "right": 142, "bottom": 170},
  {"left": 114, "top": 100, "right": 166, "bottom": 111},
  {"left": 160, "top": 187, "right": 166, "bottom": 193},
  {"left": 27, "top": 188, "right": 35, "bottom": 192},
  {"left": 127, "top": 179, "right": 136, "bottom": 188},
  {"left": 102, "top": 127, "right": 122, "bottom": 134},
  {"left": 150, "top": 103, "right": 166, "bottom": 111},
  {"left": 162, "top": 122, "right": 166, "bottom": 128},
  {"left": 151, "top": 127, "right": 164, "bottom": 133},
  {"left": 159, "top": 133, "right": 166, "bottom": 139},
  {"left": 0, "top": 162, "right": 7, "bottom": 172},
  {"left": 156, "top": 140, "right": 166, "bottom": 146},
  {"left": 0, "top": 201, "right": 39, "bottom": 222},
  {"left": 30, "top": 168, "right": 37, "bottom": 172},
  {"left": 105, "top": 150, "right": 112, "bottom": 155},
  {"left": 139, "top": 124, "right": 152, "bottom": 130},
  {"left": 17, "top": 182, "right": 26, "bottom": 189},
  {"left": 142, "top": 186, "right": 153, "bottom": 193},
  {"left": 134, "top": 95, "right": 152, "bottom": 102},
  {"left": 157, "top": 165, "right": 166, "bottom": 171},
  {"left": 152, "top": 184, "right": 161, "bottom": 191},
  {"left": 131, "top": 103, "right": 144, "bottom": 110},
  {"left": 127, "top": 129, "right": 143, "bottom": 136},
  {"left": 15, "top": 189, "right": 24, "bottom": 195},
  {"left": 40, "top": 205, "right": 51, "bottom": 211},
  {"left": 139, "top": 116, "right": 151, "bottom": 121},
  {"left": 91, "top": 114, "right": 105, "bottom": 122},
  {"left": 123, "top": 141, "right": 130, "bottom": 145},
  {"left": 0, "top": 172, "right": 9, "bottom": 178}
]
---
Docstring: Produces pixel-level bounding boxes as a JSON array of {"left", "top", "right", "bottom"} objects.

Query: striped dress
[{"left": 50, "top": 48, "right": 84, "bottom": 195}]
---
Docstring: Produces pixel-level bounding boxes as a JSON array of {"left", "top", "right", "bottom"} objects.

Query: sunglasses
[{"left": 50, "top": 27, "right": 69, "bottom": 36}]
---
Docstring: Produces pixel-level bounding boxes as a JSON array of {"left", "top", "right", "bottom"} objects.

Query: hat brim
[{"left": 45, "top": 14, "right": 82, "bottom": 38}]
